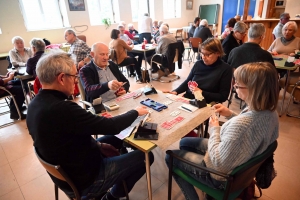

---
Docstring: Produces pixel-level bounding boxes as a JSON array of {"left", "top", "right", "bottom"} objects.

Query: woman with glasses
[
  {"left": 166, "top": 62, "right": 279, "bottom": 200},
  {"left": 221, "top": 21, "right": 248, "bottom": 62},
  {"left": 164, "top": 38, "right": 232, "bottom": 104}
]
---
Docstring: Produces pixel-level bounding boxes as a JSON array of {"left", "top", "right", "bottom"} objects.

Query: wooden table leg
[{"left": 145, "top": 152, "right": 152, "bottom": 200}]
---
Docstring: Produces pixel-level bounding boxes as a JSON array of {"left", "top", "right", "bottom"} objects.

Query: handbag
[{"left": 141, "top": 69, "right": 150, "bottom": 83}]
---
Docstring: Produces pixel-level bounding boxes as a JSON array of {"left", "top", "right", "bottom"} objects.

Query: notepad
[{"left": 178, "top": 103, "right": 198, "bottom": 113}]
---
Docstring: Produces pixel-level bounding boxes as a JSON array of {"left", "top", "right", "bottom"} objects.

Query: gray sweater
[{"left": 204, "top": 108, "right": 279, "bottom": 181}]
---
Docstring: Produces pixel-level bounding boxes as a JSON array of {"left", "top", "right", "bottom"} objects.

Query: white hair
[
  {"left": 200, "top": 19, "right": 208, "bottom": 27},
  {"left": 159, "top": 25, "right": 169, "bottom": 34}
]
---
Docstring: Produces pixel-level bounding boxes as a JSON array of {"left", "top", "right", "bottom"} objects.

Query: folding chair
[
  {"left": 167, "top": 140, "right": 278, "bottom": 200},
  {"left": 175, "top": 29, "right": 183, "bottom": 41},
  {"left": 77, "top": 35, "right": 86, "bottom": 43},
  {"left": 150, "top": 41, "right": 184, "bottom": 83},
  {"left": 0, "top": 86, "right": 22, "bottom": 128},
  {"left": 189, "top": 37, "right": 202, "bottom": 63}
]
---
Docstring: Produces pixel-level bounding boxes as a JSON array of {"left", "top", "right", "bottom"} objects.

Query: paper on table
[
  {"left": 178, "top": 103, "right": 198, "bottom": 113},
  {"left": 115, "top": 126, "right": 135, "bottom": 140}
]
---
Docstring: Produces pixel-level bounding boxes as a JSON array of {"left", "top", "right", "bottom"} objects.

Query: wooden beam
[
  {"left": 258, "top": 0, "right": 264, "bottom": 18},
  {"left": 243, "top": 0, "right": 250, "bottom": 20}
]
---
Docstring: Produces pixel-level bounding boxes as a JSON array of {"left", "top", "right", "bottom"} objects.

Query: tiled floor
[{"left": 0, "top": 57, "right": 300, "bottom": 200}]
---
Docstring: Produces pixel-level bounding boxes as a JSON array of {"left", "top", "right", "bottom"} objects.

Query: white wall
[
  {"left": 285, "top": 0, "right": 300, "bottom": 18},
  {"left": 0, "top": 0, "right": 197, "bottom": 53}
]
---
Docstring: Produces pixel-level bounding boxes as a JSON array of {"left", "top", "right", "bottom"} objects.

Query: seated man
[
  {"left": 0, "top": 71, "right": 26, "bottom": 119},
  {"left": 64, "top": 29, "right": 91, "bottom": 70},
  {"left": 26, "top": 38, "right": 45, "bottom": 77},
  {"left": 27, "top": 52, "right": 154, "bottom": 200},
  {"left": 188, "top": 17, "right": 200, "bottom": 38},
  {"left": 128, "top": 23, "right": 139, "bottom": 35},
  {"left": 119, "top": 21, "right": 134, "bottom": 40},
  {"left": 147, "top": 25, "right": 177, "bottom": 77},
  {"left": 80, "top": 42, "right": 130, "bottom": 104},
  {"left": 193, "top": 19, "right": 212, "bottom": 43}
]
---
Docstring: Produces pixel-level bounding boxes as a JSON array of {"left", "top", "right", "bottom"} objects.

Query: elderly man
[
  {"left": 26, "top": 38, "right": 45, "bottom": 76},
  {"left": 27, "top": 52, "right": 153, "bottom": 200},
  {"left": 146, "top": 25, "right": 177, "bottom": 77},
  {"left": 9, "top": 36, "right": 32, "bottom": 67},
  {"left": 64, "top": 29, "right": 91, "bottom": 70},
  {"left": 228, "top": 23, "right": 275, "bottom": 69},
  {"left": 80, "top": 42, "right": 129, "bottom": 104},
  {"left": 193, "top": 19, "right": 212, "bottom": 43},
  {"left": 222, "top": 21, "right": 248, "bottom": 63},
  {"left": 188, "top": 17, "right": 200, "bottom": 38},
  {"left": 119, "top": 21, "right": 134, "bottom": 40},
  {"left": 128, "top": 23, "right": 139, "bottom": 35},
  {"left": 138, "top": 13, "right": 152, "bottom": 43},
  {"left": 273, "top": 12, "right": 290, "bottom": 39}
]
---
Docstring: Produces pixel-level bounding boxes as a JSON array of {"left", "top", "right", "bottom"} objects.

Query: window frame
[
  {"left": 18, "top": 0, "right": 70, "bottom": 31},
  {"left": 163, "top": 0, "right": 181, "bottom": 19},
  {"left": 130, "top": 0, "right": 154, "bottom": 22}
]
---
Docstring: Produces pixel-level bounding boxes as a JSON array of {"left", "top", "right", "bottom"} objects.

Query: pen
[
  {"left": 122, "top": 82, "right": 128, "bottom": 86},
  {"left": 181, "top": 106, "right": 192, "bottom": 112}
]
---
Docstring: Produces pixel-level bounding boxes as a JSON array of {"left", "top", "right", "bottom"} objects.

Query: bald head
[{"left": 91, "top": 42, "right": 109, "bottom": 68}]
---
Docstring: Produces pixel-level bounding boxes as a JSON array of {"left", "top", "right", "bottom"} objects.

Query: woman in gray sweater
[{"left": 166, "top": 62, "right": 279, "bottom": 200}]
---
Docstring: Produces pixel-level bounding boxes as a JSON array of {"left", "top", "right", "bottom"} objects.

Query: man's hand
[
  {"left": 78, "top": 60, "right": 85, "bottom": 70},
  {"left": 99, "top": 143, "right": 120, "bottom": 157},
  {"left": 271, "top": 51, "right": 278, "bottom": 55},
  {"left": 108, "top": 80, "right": 123, "bottom": 91},
  {"left": 135, "top": 106, "right": 149, "bottom": 116},
  {"left": 116, "top": 88, "right": 126, "bottom": 96},
  {"left": 213, "top": 104, "right": 232, "bottom": 117},
  {"left": 7, "top": 72, "right": 15, "bottom": 80}
]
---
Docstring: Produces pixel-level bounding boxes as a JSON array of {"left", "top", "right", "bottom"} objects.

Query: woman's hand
[
  {"left": 209, "top": 116, "right": 219, "bottom": 127},
  {"left": 213, "top": 104, "right": 232, "bottom": 117},
  {"left": 189, "top": 86, "right": 202, "bottom": 94},
  {"left": 271, "top": 51, "right": 278, "bottom": 55},
  {"left": 162, "top": 90, "right": 177, "bottom": 95}
]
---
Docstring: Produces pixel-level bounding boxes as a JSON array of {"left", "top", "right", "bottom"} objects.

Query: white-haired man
[
  {"left": 27, "top": 51, "right": 153, "bottom": 200},
  {"left": 64, "top": 29, "right": 91, "bottom": 70},
  {"left": 146, "top": 25, "right": 176, "bottom": 76},
  {"left": 193, "top": 19, "right": 213, "bottom": 43}
]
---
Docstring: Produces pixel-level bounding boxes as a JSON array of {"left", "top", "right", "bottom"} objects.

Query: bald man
[{"left": 79, "top": 43, "right": 130, "bottom": 104}]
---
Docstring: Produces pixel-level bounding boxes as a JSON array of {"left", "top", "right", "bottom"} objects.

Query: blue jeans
[
  {"left": 165, "top": 137, "right": 225, "bottom": 200},
  {"left": 81, "top": 137, "right": 154, "bottom": 199}
]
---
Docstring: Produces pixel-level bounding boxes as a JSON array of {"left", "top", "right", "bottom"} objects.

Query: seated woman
[
  {"left": 9, "top": 36, "right": 33, "bottom": 67},
  {"left": 109, "top": 29, "right": 142, "bottom": 82},
  {"left": 221, "top": 17, "right": 237, "bottom": 39},
  {"left": 268, "top": 21, "right": 300, "bottom": 55},
  {"left": 164, "top": 38, "right": 232, "bottom": 104},
  {"left": 165, "top": 62, "right": 279, "bottom": 200}
]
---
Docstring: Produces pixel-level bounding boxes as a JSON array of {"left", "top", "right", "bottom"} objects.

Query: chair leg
[
  {"left": 122, "top": 180, "right": 129, "bottom": 200},
  {"left": 55, "top": 184, "right": 59, "bottom": 200},
  {"left": 168, "top": 155, "right": 174, "bottom": 200}
]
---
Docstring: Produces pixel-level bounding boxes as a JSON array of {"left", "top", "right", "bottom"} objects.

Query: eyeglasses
[
  {"left": 65, "top": 73, "right": 79, "bottom": 82},
  {"left": 234, "top": 84, "right": 247, "bottom": 89},
  {"left": 200, "top": 52, "right": 214, "bottom": 58},
  {"left": 238, "top": 31, "right": 247, "bottom": 35}
]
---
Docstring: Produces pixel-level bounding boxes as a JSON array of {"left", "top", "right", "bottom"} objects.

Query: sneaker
[
  {"left": 101, "top": 192, "right": 119, "bottom": 200},
  {"left": 10, "top": 112, "right": 26, "bottom": 120},
  {"left": 129, "top": 73, "right": 136, "bottom": 77}
]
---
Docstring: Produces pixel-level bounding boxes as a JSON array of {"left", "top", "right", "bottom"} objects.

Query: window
[
  {"left": 19, "top": 0, "right": 70, "bottom": 31},
  {"left": 163, "top": 0, "right": 181, "bottom": 19},
  {"left": 87, "top": 0, "right": 120, "bottom": 26},
  {"left": 130, "top": 0, "right": 154, "bottom": 22}
]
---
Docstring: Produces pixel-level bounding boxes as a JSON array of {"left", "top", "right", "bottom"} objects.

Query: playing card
[
  {"left": 174, "top": 116, "right": 184, "bottom": 122},
  {"left": 170, "top": 110, "right": 180, "bottom": 117},
  {"left": 163, "top": 100, "right": 173, "bottom": 105}
]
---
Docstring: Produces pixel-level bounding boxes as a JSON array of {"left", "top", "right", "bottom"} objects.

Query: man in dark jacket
[
  {"left": 227, "top": 23, "right": 275, "bottom": 69},
  {"left": 27, "top": 51, "right": 153, "bottom": 200},
  {"left": 26, "top": 38, "right": 45, "bottom": 76},
  {"left": 80, "top": 43, "right": 130, "bottom": 104},
  {"left": 222, "top": 21, "right": 247, "bottom": 63}
]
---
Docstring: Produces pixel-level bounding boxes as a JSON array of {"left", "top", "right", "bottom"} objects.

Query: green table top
[{"left": 274, "top": 55, "right": 299, "bottom": 70}]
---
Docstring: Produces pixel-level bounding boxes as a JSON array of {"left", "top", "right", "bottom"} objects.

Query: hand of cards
[{"left": 188, "top": 81, "right": 198, "bottom": 91}]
